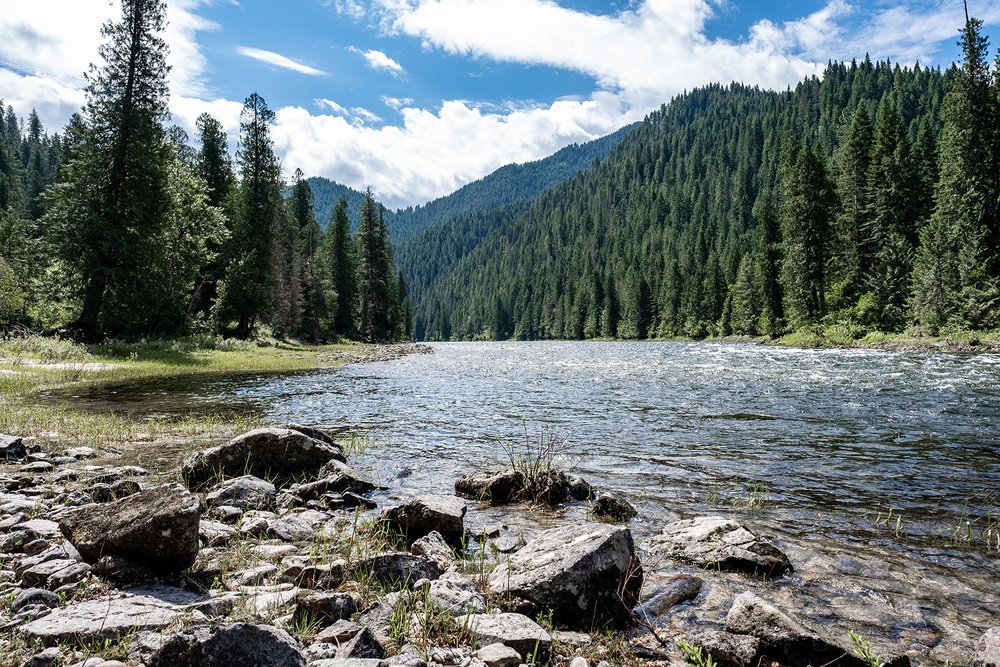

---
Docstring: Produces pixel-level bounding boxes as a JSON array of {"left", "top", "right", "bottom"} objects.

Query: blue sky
[{"left": 1, "top": 0, "right": 998, "bottom": 208}]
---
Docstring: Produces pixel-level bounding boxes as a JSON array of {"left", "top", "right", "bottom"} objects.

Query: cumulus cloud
[
  {"left": 348, "top": 46, "right": 406, "bottom": 77},
  {"left": 236, "top": 46, "right": 327, "bottom": 76}
]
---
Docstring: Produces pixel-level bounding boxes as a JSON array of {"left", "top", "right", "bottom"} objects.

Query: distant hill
[{"left": 300, "top": 124, "right": 635, "bottom": 242}]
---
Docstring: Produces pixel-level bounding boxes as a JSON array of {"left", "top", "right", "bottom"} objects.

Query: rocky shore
[{"left": 0, "top": 427, "right": 997, "bottom": 667}]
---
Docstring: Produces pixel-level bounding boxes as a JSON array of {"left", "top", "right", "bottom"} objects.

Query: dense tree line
[
  {"left": 0, "top": 0, "right": 409, "bottom": 343},
  {"left": 400, "top": 17, "right": 999, "bottom": 341}
]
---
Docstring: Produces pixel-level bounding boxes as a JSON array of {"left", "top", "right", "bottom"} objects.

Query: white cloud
[
  {"left": 316, "top": 98, "right": 350, "bottom": 115},
  {"left": 381, "top": 95, "right": 414, "bottom": 110},
  {"left": 348, "top": 46, "right": 406, "bottom": 77},
  {"left": 236, "top": 46, "right": 326, "bottom": 76}
]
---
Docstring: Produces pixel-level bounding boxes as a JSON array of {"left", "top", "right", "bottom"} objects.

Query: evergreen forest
[
  {"left": 0, "top": 0, "right": 409, "bottom": 343},
  {"left": 398, "top": 18, "right": 1000, "bottom": 342}
]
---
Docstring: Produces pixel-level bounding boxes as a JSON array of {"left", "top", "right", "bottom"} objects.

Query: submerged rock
[
  {"left": 487, "top": 522, "right": 642, "bottom": 629},
  {"left": 379, "top": 495, "right": 467, "bottom": 547},
  {"left": 57, "top": 484, "right": 201, "bottom": 572},
  {"left": 725, "top": 591, "right": 910, "bottom": 667},
  {"left": 649, "top": 516, "right": 792, "bottom": 577},
  {"left": 592, "top": 492, "right": 638, "bottom": 522},
  {"left": 181, "top": 428, "right": 345, "bottom": 490}
]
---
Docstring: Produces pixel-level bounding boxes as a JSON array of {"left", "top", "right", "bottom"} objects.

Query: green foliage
[
  {"left": 677, "top": 639, "right": 717, "bottom": 667},
  {"left": 848, "top": 630, "right": 885, "bottom": 667}
]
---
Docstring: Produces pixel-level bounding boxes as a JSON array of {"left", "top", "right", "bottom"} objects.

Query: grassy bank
[
  {"left": 770, "top": 325, "right": 1000, "bottom": 352},
  {"left": 0, "top": 334, "right": 361, "bottom": 447}
]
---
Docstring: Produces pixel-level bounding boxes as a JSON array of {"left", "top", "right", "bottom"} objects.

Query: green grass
[{"left": 0, "top": 334, "right": 360, "bottom": 446}]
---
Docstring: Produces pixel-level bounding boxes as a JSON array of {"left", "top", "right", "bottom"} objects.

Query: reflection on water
[{"left": 50, "top": 341, "right": 1000, "bottom": 656}]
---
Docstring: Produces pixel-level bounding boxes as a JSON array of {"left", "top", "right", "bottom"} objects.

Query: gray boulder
[
  {"left": 462, "top": 613, "right": 551, "bottom": 661},
  {"left": 206, "top": 475, "right": 277, "bottom": 511},
  {"left": 428, "top": 571, "right": 487, "bottom": 614},
  {"left": 181, "top": 428, "right": 345, "bottom": 490},
  {"left": 57, "top": 484, "right": 201, "bottom": 572},
  {"left": 683, "top": 630, "right": 760, "bottom": 667},
  {"left": 725, "top": 591, "right": 909, "bottom": 667},
  {"left": 352, "top": 553, "right": 441, "bottom": 589},
  {"left": 293, "top": 591, "right": 361, "bottom": 625},
  {"left": 487, "top": 523, "right": 642, "bottom": 629},
  {"left": 649, "top": 517, "right": 792, "bottom": 576},
  {"left": 336, "top": 628, "right": 386, "bottom": 660},
  {"left": 973, "top": 628, "right": 1000, "bottom": 667},
  {"left": 455, "top": 470, "right": 524, "bottom": 505},
  {"left": 476, "top": 643, "right": 521, "bottom": 667},
  {"left": 411, "top": 530, "right": 456, "bottom": 571},
  {"left": 379, "top": 495, "right": 466, "bottom": 547},
  {"left": 633, "top": 575, "right": 703, "bottom": 621},
  {"left": 144, "top": 623, "right": 306, "bottom": 667}
]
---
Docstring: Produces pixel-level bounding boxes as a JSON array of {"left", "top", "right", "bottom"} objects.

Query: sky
[{"left": 1, "top": 0, "right": 999, "bottom": 209}]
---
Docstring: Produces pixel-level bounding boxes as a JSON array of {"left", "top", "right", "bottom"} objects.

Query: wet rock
[
  {"left": 633, "top": 575, "right": 703, "bottom": 621},
  {"left": 143, "top": 623, "right": 306, "bottom": 667},
  {"left": 649, "top": 517, "right": 792, "bottom": 577},
  {"left": 487, "top": 523, "right": 642, "bottom": 629},
  {"left": 379, "top": 495, "right": 466, "bottom": 547},
  {"left": 294, "top": 591, "right": 360, "bottom": 624},
  {"left": 475, "top": 643, "right": 521, "bottom": 667},
  {"left": 205, "top": 475, "right": 277, "bottom": 511},
  {"left": 57, "top": 484, "right": 201, "bottom": 572},
  {"left": 298, "top": 462, "right": 381, "bottom": 500},
  {"left": 89, "top": 478, "right": 141, "bottom": 503},
  {"left": 684, "top": 630, "right": 760, "bottom": 667},
  {"left": 410, "top": 530, "right": 456, "bottom": 571},
  {"left": 182, "top": 427, "right": 345, "bottom": 491},
  {"left": 591, "top": 492, "right": 638, "bottom": 522},
  {"left": 22, "top": 590, "right": 206, "bottom": 645},
  {"left": 973, "top": 628, "right": 1000, "bottom": 667},
  {"left": 455, "top": 470, "right": 524, "bottom": 505},
  {"left": 725, "top": 591, "right": 910, "bottom": 667},
  {"left": 0, "top": 434, "right": 27, "bottom": 461},
  {"left": 428, "top": 571, "right": 486, "bottom": 614},
  {"left": 463, "top": 613, "right": 551, "bottom": 660},
  {"left": 352, "top": 553, "right": 441, "bottom": 589}
]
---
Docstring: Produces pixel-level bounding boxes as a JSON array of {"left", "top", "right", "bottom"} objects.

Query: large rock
[
  {"left": 57, "top": 484, "right": 201, "bottom": 572},
  {"left": 592, "top": 492, "right": 638, "bottom": 522},
  {"left": 725, "top": 591, "right": 909, "bottom": 667},
  {"left": 379, "top": 495, "right": 466, "bottom": 547},
  {"left": 487, "top": 523, "right": 642, "bottom": 629},
  {"left": 463, "top": 613, "right": 551, "bottom": 661},
  {"left": 205, "top": 475, "right": 277, "bottom": 511},
  {"left": 428, "top": 571, "right": 487, "bottom": 614},
  {"left": 973, "top": 628, "right": 1000, "bottom": 667},
  {"left": 649, "top": 517, "right": 792, "bottom": 577},
  {"left": 455, "top": 470, "right": 524, "bottom": 505},
  {"left": 143, "top": 623, "right": 306, "bottom": 667},
  {"left": 295, "top": 462, "right": 380, "bottom": 501},
  {"left": 21, "top": 591, "right": 206, "bottom": 645},
  {"left": 411, "top": 530, "right": 457, "bottom": 571},
  {"left": 181, "top": 428, "right": 345, "bottom": 490}
]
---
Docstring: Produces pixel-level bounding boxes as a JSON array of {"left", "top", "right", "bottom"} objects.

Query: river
[{"left": 55, "top": 341, "right": 1000, "bottom": 661}]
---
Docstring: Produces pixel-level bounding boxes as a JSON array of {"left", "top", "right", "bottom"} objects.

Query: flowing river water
[{"left": 51, "top": 342, "right": 1000, "bottom": 663}]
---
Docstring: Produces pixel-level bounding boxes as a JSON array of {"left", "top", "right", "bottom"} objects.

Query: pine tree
[
  {"left": 290, "top": 169, "right": 326, "bottom": 341},
  {"left": 215, "top": 92, "right": 281, "bottom": 339},
  {"left": 357, "top": 188, "right": 393, "bottom": 342},
  {"left": 730, "top": 253, "right": 762, "bottom": 335},
  {"left": 45, "top": 0, "right": 171, "bottom": 340},
  {"left": 835, "top": 101, "right": 873, "bottom": 295},
  {"left": 326, "top": 196, "right": 356, "bottom": 338},
  {"left": 755, "top": 191, "right": 784, "bottom": 335},
  {"left": 196, "top": 113, "right": 234, "bottom": 208}
]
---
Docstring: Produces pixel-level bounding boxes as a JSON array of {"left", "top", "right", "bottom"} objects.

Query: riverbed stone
[
  {"left": 181, "top": 428, "right": 345, "bottom": 491},
  {"left": 462, "top": 613, "right": 551, "bottom": 660},
  {"left": 293, "top": 591, "right": 361, "bottom": 624},
  {"left": 455, "top": 470, "right": 524, "bottom": 505},
  {"left": 379, "top": 495, "right": 467, "bottom": 547},
  {"left": 205, "top": 475, "right": 277, "bottom": 511},
  {"left": 487, "top": 522, "right": 642, "bottom": 629},
  {"left": 57, "top": 484, "right": 201, "bottom": 572},
  {"left": 410, "top": 530, "right": 456, "bottom": 571},
  {"left": 0, "top": 434, "right": 27, "bottom": 461},
  {"left": 649, "top": 517, "right": 792, "bottom": 576},
  {"left": 12, "top": 587, "right": 59, "bottom": 612},
  {"left": 352, "top": 553, "right": 441, "bottom": 589},
  {"left": 725, "top": 591, "right": 909, "bottom": 667},
  {"left": 428, "top": 571, "right": 486, "bottom": 614},
  {"left": 592, "top": 492, "right": 638, "bottom": 522},
  {"left": 973, "top": 628, "right": 1000, "bottom": 667},
  {"left": 21, "top": 590, "right": 206, "bottom": 645},
  {"left": 633, "top": 575, "right": 703, "bottom": 621},
  {"left": 20, "top": 558, "right": 91, "bottom": 589},
  {"left": 143, "top": 623, "right": 306, "bottom": 667},
  {"left": 475, "top": 642, "right": 521, "bottom": 667}
]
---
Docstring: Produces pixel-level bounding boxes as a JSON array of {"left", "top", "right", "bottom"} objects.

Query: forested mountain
[
  {"left": 303, "top": 177, "right": 382, "bottom": 234},
  {"left": 400, "top": 20, "right": 1000, "bottom": 342},
  {"left": 305, "top": 125, "right": 633, "bottom": 243}
]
